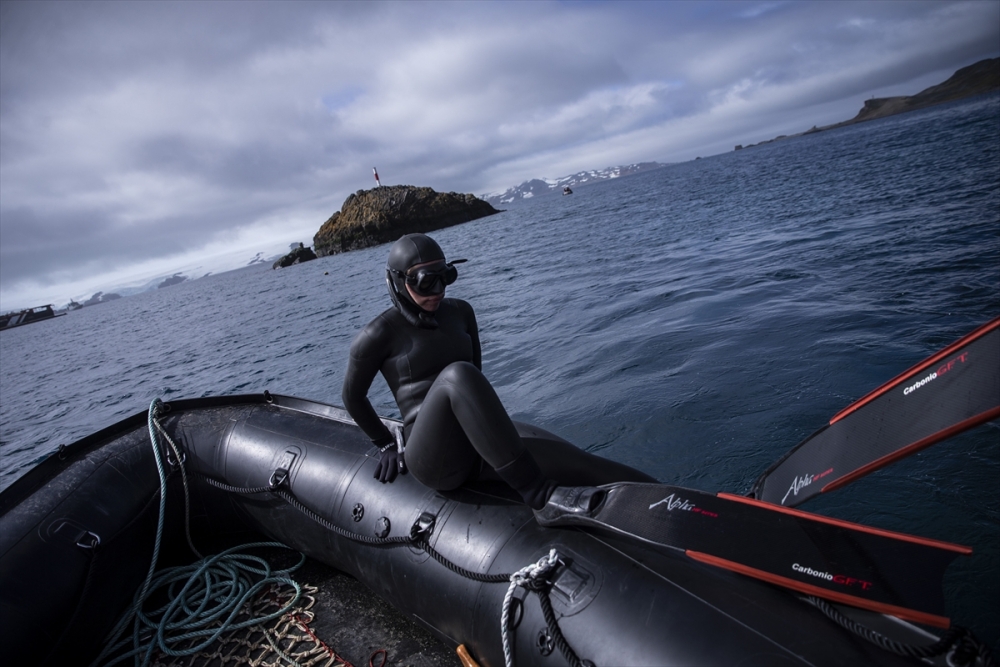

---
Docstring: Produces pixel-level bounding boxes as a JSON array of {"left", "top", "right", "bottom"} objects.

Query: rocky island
[
  {"left": 313, "top": 185, "right": 499, "bottom": 257},
  {"left": 272, "top": 243, "right": 318, "bottom": 269}
]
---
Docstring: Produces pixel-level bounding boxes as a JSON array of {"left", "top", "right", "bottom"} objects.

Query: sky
[{"left": 1, "top": 1, "right": 998, "bottom": 311}]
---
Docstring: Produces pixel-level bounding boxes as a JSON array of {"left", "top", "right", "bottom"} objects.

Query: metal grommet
[
  {"left": 264, "top": 390, "right": 273, "bottom": 403},
  {"left": 352, "top": 503, "right": 365, "bottom": 522},
  {"left": 375, "top": 517, "right": 391, "bottom": 538}
]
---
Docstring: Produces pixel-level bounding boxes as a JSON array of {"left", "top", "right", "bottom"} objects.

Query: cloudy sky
[{"left": 1, "top": 1, "right": 997, "bottom": 311}]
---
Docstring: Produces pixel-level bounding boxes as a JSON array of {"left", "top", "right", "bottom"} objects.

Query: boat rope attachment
[
  {"left": 501, "top": 549, "right": 590, "bottom": 667},
  {"left": 204, "top": 470, "right": 595, "bottom": 666},
  {"left": 203, "top": 469, "right": 512, "bottom": 582},
  {"left": 807, "top": 597, "right": 995, "bottom": 667}
]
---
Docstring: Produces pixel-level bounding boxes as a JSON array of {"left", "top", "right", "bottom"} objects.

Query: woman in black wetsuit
[{"left": 342, "top": 233, "right": 654, "bottom": 509}]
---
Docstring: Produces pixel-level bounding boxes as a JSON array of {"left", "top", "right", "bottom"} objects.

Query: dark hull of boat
[
  {"left": 0, "top": 311, "right": 65, "bottom": 331},
  {"left": 0, "top": 394, "right": 945, "bottom": 666}
]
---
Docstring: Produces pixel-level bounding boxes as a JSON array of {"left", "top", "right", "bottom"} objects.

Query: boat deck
[{"left": 294, "top": 558, "right": 460, "bottom": 667}]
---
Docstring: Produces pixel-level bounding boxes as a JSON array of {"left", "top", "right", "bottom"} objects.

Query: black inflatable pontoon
[{"left": 0, "top": 393, "right": 973, "bottom": 666}]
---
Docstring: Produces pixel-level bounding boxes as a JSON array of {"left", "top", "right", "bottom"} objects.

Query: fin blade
[
  {"left": 685, "top": 551, "right": 951, "bottom": 628},
  {"left": 751, "top": 317, "right": 1000, "bottom": 507}
]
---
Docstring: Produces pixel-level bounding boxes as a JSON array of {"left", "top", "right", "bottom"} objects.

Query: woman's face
[{"left": 405, "top": 260, "right": 445, "bottom": 311}]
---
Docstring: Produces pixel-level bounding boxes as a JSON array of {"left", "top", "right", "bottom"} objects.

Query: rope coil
[{"left": 91, "top": 400, "right": 307, "bottom": 667}]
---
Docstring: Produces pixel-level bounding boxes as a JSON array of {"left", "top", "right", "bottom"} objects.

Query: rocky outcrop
[
  {"left": 735, "top": 58, "right": 999, "bottom": 151},
  {"left": 313, "top": 185, "right": 499, "bottom": 257},
  {"left": 157, "top": 273, "right": 187, "bottom": 288},
  {"left": 78, "top": 292, "right": 122, "bottom": 307},
  {"left": 849, "top": 58, "right": 998, "bottom": 123},
  {"left": 273, "top": 244, "right": 318, "bottom": 269}
]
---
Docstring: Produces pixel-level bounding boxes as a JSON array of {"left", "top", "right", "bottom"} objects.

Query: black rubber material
[{"left": 0, "top": 393, "right": 954, "bottom": 666}]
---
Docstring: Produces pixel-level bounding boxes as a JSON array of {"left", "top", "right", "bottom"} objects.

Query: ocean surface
[{"left": 2, "top": 93, "right": 998, "bottom": 652}]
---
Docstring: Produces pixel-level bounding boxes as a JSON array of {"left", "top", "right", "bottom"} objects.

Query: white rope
[{"left": 501, "top": 548, "right": 561, "bottom": 667}]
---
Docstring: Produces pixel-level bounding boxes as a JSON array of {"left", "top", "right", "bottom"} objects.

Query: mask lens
[
  {"left": 412, "top": 271, "right": 445, "bottom": 296},
  {"left": 406, "top": 263, "right": 448, "bottom": 296}
]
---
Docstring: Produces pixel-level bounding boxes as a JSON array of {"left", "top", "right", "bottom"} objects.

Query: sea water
[{"left": 2, "top": 93, "right": 998, "bottom": 652}]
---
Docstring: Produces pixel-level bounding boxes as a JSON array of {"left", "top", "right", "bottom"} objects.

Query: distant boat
[
  {"left": 0, "top": 304, "right": 64, "bottom": 331},
  {"left": 563, "top": 186, "right": 573, "bottom": 195}
]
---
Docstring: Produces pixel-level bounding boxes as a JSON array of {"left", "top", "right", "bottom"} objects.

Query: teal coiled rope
[{"left": 91, "top": 399, "right": 305, "bottom": 667}]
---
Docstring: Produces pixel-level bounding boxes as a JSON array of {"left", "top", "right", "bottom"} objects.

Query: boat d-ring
[
  {"left": 410, "top": 512, "right": 436, "bottom": 539},
  {"left": 76, "top": 531, "right": 101, "bottom": 550},
  {"left": 166, "top": 447, "right": 186, "bottom": 469},
  {"left": 269, "top": 468, "right": 289, "bottom": 489}
]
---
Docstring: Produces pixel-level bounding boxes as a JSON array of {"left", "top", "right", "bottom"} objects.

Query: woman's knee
[
  {"left": 437, "top": 361, "right": 483, "bottom": 387},
  {"left": 438, "top": 361, "right": 483, "bottom": 381}
]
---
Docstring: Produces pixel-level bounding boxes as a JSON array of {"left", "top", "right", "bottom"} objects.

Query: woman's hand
[{"left": 375, "top": 443, "right": 406, "bottom": 483}]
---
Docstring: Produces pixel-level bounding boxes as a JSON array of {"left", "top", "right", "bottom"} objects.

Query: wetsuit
[
  {"left": 343, "top": 232, "right": 655, "bottom": 507},
  {"left": 342, "top": 297, "right": 525, "bottom": 491}
]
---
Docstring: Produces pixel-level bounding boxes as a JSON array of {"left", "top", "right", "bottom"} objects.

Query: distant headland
[
  {"left": 312, "top": 185, "right": 499, "bottom": 257},
  {"left": 734, "top": 58, "right": 999, "bottom": 151}
]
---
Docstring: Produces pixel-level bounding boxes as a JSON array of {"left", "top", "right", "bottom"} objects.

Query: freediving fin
[
  {"left": 750, "top": 316, "right": 1000, "bottom": 507},
  {"left": 536, "top": 483, "right": 970, "bottom": 628}
]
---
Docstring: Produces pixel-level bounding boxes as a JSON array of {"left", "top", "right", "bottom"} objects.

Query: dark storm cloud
[{"left": 1, "top": 0, "right": 997, "bottom": 309}]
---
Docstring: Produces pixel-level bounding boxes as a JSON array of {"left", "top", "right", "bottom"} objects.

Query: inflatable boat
[{"left": 1, "top": 389, "right": 991, "bottom": 667}]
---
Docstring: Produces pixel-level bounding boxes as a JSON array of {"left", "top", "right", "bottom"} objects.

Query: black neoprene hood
[
  {"left": 387, "top": 233, "right": 446, "bottom": 273},
  {"left": 385, "top": 233, "right": 448, "bottom": 329}
]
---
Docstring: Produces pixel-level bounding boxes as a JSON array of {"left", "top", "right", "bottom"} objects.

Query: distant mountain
[{"left": 482, "top": 162, "right": 667, "bottom": 205}]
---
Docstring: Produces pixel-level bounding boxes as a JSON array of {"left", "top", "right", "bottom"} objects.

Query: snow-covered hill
[{"left": 482, "top": 162, "right": 667, "bottom": 205}]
